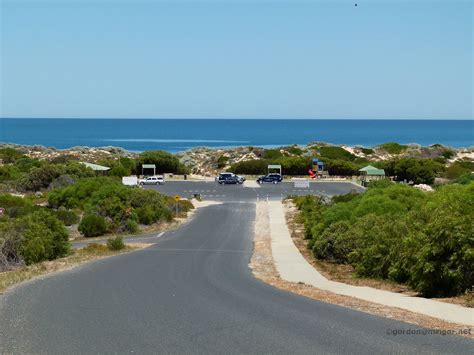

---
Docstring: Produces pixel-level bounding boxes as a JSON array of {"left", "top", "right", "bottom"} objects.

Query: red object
[{"left": 308, "top": 169, "right": 317, "bottom": 179}]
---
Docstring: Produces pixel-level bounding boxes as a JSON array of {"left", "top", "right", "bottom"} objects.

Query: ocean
[{"left": 0, "top": 119, "right": 472, "bottom": 153}]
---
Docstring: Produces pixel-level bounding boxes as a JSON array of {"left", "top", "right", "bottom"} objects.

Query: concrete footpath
[{"left": 267, "top": 200, "right": 474, "bottom": 326}]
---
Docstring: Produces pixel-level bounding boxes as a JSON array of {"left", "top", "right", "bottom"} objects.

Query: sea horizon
[{"left": 1, "top": 118, "right": 473, "bottom": 153}]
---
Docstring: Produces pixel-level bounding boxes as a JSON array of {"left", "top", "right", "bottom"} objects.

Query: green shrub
[
  {"left": 0, "top": 210, "right": 70, "bottom": 265},
  {"left": 124, "top": 219, "right": 139, "bottom": 233},
  {"left": 138, "top": 150, "right": 188, "bottom": 174},
  {"left": 0, "top": 165, "right": 21, "bottom": 182},
  {"left": 286, "top": 146, "right": 303, "bottom": 156},
  {"left": 79, "top": 214, "right": 108, "bottom": 237},
  {"left": 325, "top": 159, "right": 360, "bottom": 176},
  {"left": 106, "top": 236, "right": 125, "bottom": 251},
  {"left": 455, "top": 173, "right": 474, "bottom": 185},
  {"left": 317, "top": 146, "right": 356, "bottom": 161},
  {"left": 8, "top": 160, "right": 94, "bottom": 192},
  {"left": 0, "top": 148, "right": 25, "bottom": 163},
  {"left": 445, "top": 160, "right": 474, "bottom": 180},
  {"left": 405, "top": 183, "right": 474, "bottom": 296},
  {"left": 384, "top": 158, "right": 445, "bottom": 184},
  {"left": 359, "top": 147, "right": 374, "bottom": 155},
  {"left": 217, "top": 155, "right": 229, "bottom": 169},
  {"left": 263, "top": 149, "right": 283, "bottom": 160},
  {"left": 14, "top": 157, "right": 42, "bottom": 173},
  {"left": 0, "top": 193, "right": 37, "bottom": 218},
  {"left": 54, "top": 209, "right": 79, "bottom": 226},
  {"left": 231, "top": 160, "right": 268, "bottom": 175},
  {"left": 441, "top": 149, "right": 455, "bottom": 159},
  {"left": 48, "top": 177, "right": 181, "bottom": 232},
  {"left": 377, "top": 142, "right": 408, "bottom": 154}
]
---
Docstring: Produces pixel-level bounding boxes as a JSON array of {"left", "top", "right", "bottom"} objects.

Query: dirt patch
[{"left": 250, "top": 201, "right": 473, "bottom": 338}]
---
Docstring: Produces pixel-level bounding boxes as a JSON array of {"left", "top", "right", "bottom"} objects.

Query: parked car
[
  {"left": 139, "top": 176, "right": 165, "bottom": 185},
  {"left": 216, "top": 172, "right": 245, "bottom": 184},
  {"left": 257, "top": 173, "right": 283, "bottom": 184}
]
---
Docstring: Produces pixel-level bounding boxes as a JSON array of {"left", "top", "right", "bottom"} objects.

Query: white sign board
[
  {"left": 122, "top": 176, "right": 138, "bottom": 186},
  {"left": 294, "top": 180, "right": 310, "bottom": 189}
]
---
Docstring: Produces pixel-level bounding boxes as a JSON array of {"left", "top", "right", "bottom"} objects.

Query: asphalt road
[
  {"left": 147, "top": 180, "right": 364, "bottom": 201},
  {"left": 1, "top": 203, "right": 472, "bottom": 354}
]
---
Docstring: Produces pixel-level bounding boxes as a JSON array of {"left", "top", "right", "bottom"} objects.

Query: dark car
[
  {"left": 218, "top": 175, "right": 240, "bottom": 185},
  {"left": 257, "top": 173, "right": 283, "bottom": 184},
  {"left": 217, "top": 173, "right": 245, "bottom": 184}
]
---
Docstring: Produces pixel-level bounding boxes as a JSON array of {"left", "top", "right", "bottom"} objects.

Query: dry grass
[
  {"left": 0, "top": 243, "right": 142, "bottom": 294},
  {"left": 250, "top": 201, "right": 473, "bottom": 338}
]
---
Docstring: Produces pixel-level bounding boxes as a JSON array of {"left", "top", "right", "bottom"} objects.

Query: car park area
[{"left": 145, "top": 180, "right": 364, "bottom": 201}]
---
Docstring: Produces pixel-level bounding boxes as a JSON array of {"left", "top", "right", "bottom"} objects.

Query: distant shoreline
[{"left": 1, "top": 118, "right": 473, "bottom": 151}]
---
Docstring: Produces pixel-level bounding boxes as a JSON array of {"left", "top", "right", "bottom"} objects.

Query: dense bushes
[
  {"left": 0, "top": 193, "right": 38, "bottom": 218},
  {"left": 294, "top": 182, "right": 474, "bottom": 297},
  {"left": 15, "top": 161, "right": 95, "bottom": 192},
  {"left": 231, "top": 160, "right": 268, "bottom": 175},
  {"left": 0, "top": 210, "right": 70, "bottom": 267},
  {"left": 138, "top": 150, "right": 189, "bottom": 174},
  {"left": 381, "top": 158, "right": 445, "bottom": 185},
  {"left": 97, "top": 157, "right": 136, "bottom": 177},
  {"left": 49, "top": 177, "right": 179, "bottom": 237}
]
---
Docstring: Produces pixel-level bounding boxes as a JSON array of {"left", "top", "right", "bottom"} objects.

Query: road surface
[
  {"left": 148, "top": 180, "right": 364, "bottom": 201},
  {"left": 1, "top": 201, "right": 472, "bottom": 353}
]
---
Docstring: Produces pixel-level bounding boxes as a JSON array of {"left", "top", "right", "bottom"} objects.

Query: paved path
[
  {"left": 1, "top": 203, "right": 473, "bottom": 353},
  {"left": 268, "top": 200, "right": 474, "bottom": 326}
]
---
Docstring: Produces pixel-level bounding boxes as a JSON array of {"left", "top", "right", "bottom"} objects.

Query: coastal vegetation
[
  {"left": 0, "top": 142, "right": 472, "bottom": 274},
  {"left": 0, "top": 147, "right": 194, "bottom": 271},
  {"left": 292, "top": 180, "right": 474, "bottom": 297}
]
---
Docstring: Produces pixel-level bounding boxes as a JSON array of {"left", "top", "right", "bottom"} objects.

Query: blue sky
[{"left": 0, "top": 0, "right": 472, "bottom": 119}]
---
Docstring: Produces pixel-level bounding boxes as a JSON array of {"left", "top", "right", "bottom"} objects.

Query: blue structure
[{"left": 312, "top": 158, "right": 324, "bottom": 173}]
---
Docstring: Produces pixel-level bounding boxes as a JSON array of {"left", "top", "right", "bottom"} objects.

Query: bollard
[
  {"left": 266, "top": 194, "right": 269, "bottom": 202},
  {"left": 257, "top": 194, "right": 259, "bottom": 202}
]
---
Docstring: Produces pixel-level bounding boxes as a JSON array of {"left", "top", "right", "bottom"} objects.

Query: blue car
[{"left": 257, "top": 173, "right": 283, "bottom": 184}]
